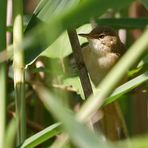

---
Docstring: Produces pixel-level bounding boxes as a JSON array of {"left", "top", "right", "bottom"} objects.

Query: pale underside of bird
[{"left": 79, "top": 26, "right": 125, "bottom": 86}]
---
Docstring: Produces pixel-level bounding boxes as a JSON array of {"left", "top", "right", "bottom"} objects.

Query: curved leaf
[
  {"left": 104, "top": 71, "right": 148, "bottom": 105},
  {"left": 24, "top": 0, "right": 133, "bottom": 64},
  {"left": 21, "top": 123, "right": 62, "bottom": 148}
]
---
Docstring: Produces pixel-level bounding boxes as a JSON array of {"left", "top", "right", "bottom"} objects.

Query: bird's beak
[
  {"left": 78, "top": 33, "right": 97, "bottom": 39},
  {"left": 78, "top": 33, "right": 90, "bottom": 38}
]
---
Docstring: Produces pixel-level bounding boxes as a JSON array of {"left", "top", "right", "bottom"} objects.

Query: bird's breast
[{"left": 81, "top": 46, "right": 119, "bottom": 86}]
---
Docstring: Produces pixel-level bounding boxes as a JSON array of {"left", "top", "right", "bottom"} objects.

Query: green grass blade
[
  {"left": 116, "top": 135, "right": 148, "bottom": 148},
  {"left": 0, "top": 0, "right": 7, "bottom": 148},
  {"left": 96, "top": 18, "right": 148, "bottom": 29},
  {"left": 34, "top": 83, "right": 111, "bottom": 148},
  {"left": 104, "top": 71, "right": 148, "bottom": 105},
  {"left": 5, "top": 119, "right": 17, "bottom": 148},
  {"left": 13, "top": 0, "right": 26, "bottom": 144},
  {"left": 21, "top": 123, "right": 62, "bottom": 148}
]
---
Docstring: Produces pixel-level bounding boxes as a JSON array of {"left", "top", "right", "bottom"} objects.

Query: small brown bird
[
  {"left": 79, "top": 26, "right": 125, "bottom": 86},
  {"left": 79, "top": 26, "right": 127, "bottom": 141}
]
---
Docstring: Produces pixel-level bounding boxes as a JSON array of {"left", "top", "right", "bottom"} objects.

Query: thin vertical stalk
[
  {"left": 0, "top": 0, "right": 7, "bottom": 148},
  {"left": 13, "top": 0, "right": 26, "bottom": 145},
  {"left": 67, "top": 29, "right": 93, "bottom": 99}
]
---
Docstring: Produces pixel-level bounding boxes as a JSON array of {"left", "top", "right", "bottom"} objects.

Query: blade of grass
[
  {"left": 13, "top": 0, "right": 26, "bottom": 145},
  {"left": 33, "top": 82, "right": 111, "bottom": 148},
  {"left": 21, "top": 123, "right": 62, "bottom": 148},
  {"left": 96, "top": 18, "right": 148, "bottom": 29},
  {"left": 116, "top": 135, "right": 148, "bottom": 148},
  {"left": 104, "top": 71, "right": 148, "bottom": 105},
  {"left": 0, "top": 0, "right": 7, "bottom": 148},
  {"left": 5, "top": 119, "right": 17, "bottom": 148}
]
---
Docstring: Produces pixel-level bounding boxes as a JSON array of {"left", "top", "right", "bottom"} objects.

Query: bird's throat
[{"left": 88, "top": 39, "right": 111, "bottom": 57}]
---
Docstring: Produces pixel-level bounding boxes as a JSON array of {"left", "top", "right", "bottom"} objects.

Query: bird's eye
[{"left": 98, "top": 34, "right": 105, "bottom": 39}]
